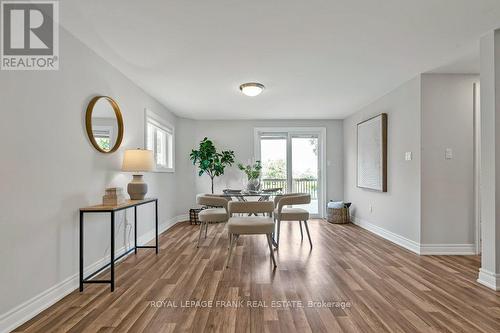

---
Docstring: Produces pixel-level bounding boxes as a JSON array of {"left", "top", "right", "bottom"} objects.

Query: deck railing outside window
[{"left": 261, "top": 178, "right": 318, "bottom": 200}]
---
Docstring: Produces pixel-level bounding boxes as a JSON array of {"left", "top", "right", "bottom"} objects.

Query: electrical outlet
[
  {"left": 405, "top": 152, "right": 412, "bottom": 161},
  {"left": 369, "top": 204, "right": 373, "bottom": 213}
]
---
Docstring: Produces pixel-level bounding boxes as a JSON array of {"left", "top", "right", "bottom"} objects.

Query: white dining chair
[
  {"left": 196, "top": 194, "right": 229, "bottom": 247},
  {"left": 274, "top": 193, "right": 312, "bottom": 248},
  {"left": 225, "top": 201, "right": 276, "bottom": 268}
]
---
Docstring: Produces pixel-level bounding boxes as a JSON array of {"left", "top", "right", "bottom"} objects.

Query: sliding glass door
[
  {"left": 255, "top": 128, "right": 325, "bottom": 217},
  {"left": 291, "top": 135, "right": 319, "bottom": 214},
  {"left": 259, "top": 133, "right": 289, "bottom": 192}
]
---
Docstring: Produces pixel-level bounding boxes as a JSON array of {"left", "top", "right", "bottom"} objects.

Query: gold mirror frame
[{"left": 85, "top": 96, "right": 124, "bottom": 153}]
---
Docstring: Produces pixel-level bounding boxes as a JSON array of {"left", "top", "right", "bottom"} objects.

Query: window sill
[{"left": 152, "top": 168, "right": 175, "bottom": 173}]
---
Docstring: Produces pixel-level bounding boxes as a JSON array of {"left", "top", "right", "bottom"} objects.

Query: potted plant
[
  {"left": 190, "top": 137, "right": 235, "bottom": 193},
  {"left": 238, "top": 161, "right": 262, "bottom": 191}
]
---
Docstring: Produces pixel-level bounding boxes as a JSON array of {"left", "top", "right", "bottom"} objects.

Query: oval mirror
[{"left": 85, "top": 96, "right": 124, "bottom": 153}]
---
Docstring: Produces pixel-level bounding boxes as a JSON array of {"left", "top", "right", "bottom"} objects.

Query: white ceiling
[
  {"left": 428, "top": 43, "right": 480, "bottom": 74},
  {"left": 61, "top": 0, "right": 500, "bottom": 119}
]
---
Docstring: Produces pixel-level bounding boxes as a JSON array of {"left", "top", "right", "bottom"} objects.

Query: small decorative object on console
[{"left": 102, "top": 187, "right": 126, "bottom": 205}]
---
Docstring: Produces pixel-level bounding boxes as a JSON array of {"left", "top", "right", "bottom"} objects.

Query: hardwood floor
[{"left": 14, "top": 220, "right": 500, "bottom": 333}]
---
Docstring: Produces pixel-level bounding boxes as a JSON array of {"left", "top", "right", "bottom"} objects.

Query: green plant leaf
[
  {"left": 236, "top": 160, "right": 262, "bottom": 180},
  {"left": 189, "top": 138, "right": 236, "bottom": 188}
]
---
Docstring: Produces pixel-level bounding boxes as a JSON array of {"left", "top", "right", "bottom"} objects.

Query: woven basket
[
  {"left": 189, "top": 208, "right": 205, "bottom": 225},
  {"left": 327, "top": 207, "right": 351, "bottom": 224}
]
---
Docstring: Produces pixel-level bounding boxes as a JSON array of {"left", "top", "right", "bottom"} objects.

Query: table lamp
[{"left": 122, "top": 149, "right": 154, "bottom": 200}]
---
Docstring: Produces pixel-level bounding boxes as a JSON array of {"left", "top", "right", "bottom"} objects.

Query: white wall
[
  {"left": 344, "top": 76, "right": 422, "bottom": 244},
  {"left": 174, "top": 117, "right": 198, "bottom": 215},
  {"left": 0, "top": 28, "right": 183, "bottom": 326},
  {"left": 344, "top": 74, "right": 477, "bottom": 252},
  {"left": 185, "top": 120, "right": 344, "bottom": 209},
  {"left": 420, "top": 74, "right": 478, "bottom": 246},
  {"left": 478, "top": 30, "right": 500, "bottom": 290}
]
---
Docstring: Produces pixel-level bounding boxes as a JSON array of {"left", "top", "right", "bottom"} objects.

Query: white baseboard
[
  {"left": 477, "top": 268, "right": 500, "bottom": 291},
  {"left": 419, "top": 243, "right": 476, "bottom": 255},
  {"left": 351, "top": 216, "right": 421, "bottom": 254},
  {"left": 351, "top": 216, "right": 476, "bottom": 256},
  {"left": 0, "top": 214, "right": 188, "bottom": 333}
]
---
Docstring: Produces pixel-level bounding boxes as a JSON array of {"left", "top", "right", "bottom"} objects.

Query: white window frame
[
  {"left": 144, "top": 108, "right": 175, "bottom": 173},
  {"left": 254, "top": 127, "right": 327, "bottom": 218},
  {"left": 92, "top": 125, "right": 114, "bottom": 141}
]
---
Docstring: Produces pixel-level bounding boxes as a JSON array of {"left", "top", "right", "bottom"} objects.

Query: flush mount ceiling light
[{"left": 239, "top": 82, "right": 265, "bottom": 97}]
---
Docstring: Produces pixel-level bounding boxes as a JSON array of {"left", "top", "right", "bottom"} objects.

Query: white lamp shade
[{"left": 122, "top": 149, "right": 154, "bottom": 172}]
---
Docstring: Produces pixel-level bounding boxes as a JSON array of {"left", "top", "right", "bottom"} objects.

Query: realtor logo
[{"left": 1, "top": 0, "right": 59, "bottom": 70}]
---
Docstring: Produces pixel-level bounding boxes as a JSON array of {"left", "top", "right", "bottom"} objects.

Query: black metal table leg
[
  {"left": 134, "top": 206, "right": 137, "bottom": 254},
  {"left": 79, "top": 211, "right": 84, "bottom": 292},
  {"left": 110, "top": 211, "right": 115, "bottom": 292},
  {"left": 80, "top": 199, "right": 158, "bottom": 292},
  {"left": 155, "top": 200, "right": 159, "bottom": 254}
]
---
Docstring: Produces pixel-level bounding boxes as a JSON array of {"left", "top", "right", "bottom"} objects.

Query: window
[
  {"left": 92, "top": 126, "right": 113, "bottom": 151},
  {"left": 254, "top": 127, "right": 326, "bottom": 217},
  {"left": 145, "top": 109, "right": 175, "bottom": 172}
]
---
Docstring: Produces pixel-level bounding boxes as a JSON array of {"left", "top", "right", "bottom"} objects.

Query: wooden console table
[{"left": 79, "top": 198, "right": 158, "bottom": 292}]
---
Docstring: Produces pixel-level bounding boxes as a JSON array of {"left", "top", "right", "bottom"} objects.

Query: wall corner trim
[
  {"left": 0, "top": 214, "right": 189, "bottom": 333},
  {"left": 477, "top": 268, "right": 500, "bottom": 291}
]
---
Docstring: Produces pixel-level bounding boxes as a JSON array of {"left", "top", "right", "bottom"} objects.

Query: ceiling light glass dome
[{"left": 239, "top": 82, "right": 265, "bottom": 97}]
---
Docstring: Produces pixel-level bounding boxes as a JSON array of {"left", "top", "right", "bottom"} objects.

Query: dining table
[{"left": 218, "top": 189, "right": 282, "bottom": 202}]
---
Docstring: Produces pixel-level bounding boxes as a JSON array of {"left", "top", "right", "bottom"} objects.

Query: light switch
[
  {"left": 445, "top": 148, "right": 453, "bottom": 160},
  {"left": 405, "top": 152, "right": 412, "bottom": 161}
]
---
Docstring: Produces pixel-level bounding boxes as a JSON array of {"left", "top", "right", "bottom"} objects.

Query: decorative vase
[
  {"left": 127, "top": 174, "right": 148, "bottom": 200},
  {"left": 246, "top": 178, "right": 261, "bottom": 192}
]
